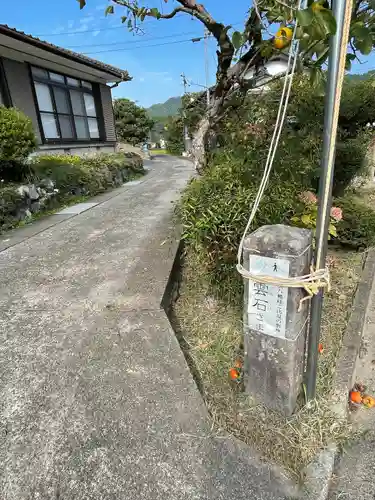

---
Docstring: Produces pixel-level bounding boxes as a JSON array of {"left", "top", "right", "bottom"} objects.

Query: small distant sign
[{"left": 247, "top": 255, "right": 290, "bottom": 338}]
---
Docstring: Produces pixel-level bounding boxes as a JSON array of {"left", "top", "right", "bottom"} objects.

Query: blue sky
[{"left": 2, "top": 0, "right": 375, "bottom": 108}]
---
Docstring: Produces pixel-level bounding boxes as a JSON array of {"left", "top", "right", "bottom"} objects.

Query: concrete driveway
[{"left": 0, "top": 157, "right": 296, "bottom": 500}]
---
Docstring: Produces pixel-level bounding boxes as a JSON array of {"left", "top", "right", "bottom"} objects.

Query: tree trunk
[
  {"left": 190, "top": 88, "right": 247, "bottom": 173},
  {"left": 191, "top": 115, "right": 211, "bottom": 174},
  {"left": 190, "top": 95, "right": 227, "bottom": 173}
]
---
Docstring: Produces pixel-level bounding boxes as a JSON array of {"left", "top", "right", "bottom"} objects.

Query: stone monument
[{"left": 242, "top": 224, "right": 312, "bottom": 415}]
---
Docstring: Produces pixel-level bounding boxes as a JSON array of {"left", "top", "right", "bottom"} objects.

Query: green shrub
[
  {"left": 165, "top": 116, "right": 184, "bottom": 156},
  {"left": 0, "top": 107, "right": 37, "bottom": 161},
  {"left": 179, "top": 157, "right": 301, "bottom": 300},
  {"left": 0, "top": 107, "right": 37, "bottom": 182},
  {"left": 31, "top": 152, "right": 145, "bottom": 196},
  {"left": 178, "top": 76, "right": 375, "bottom": 300},
  {"left": 335, "top": 195, "right": 375, "bottom": 249},
  {"left": 31, "top": 154, "right": 82, "bottom": 166},
  {"left": 0, "top": 185, "right": 24, "bottom": 230},
  {"left": 245, "top": 77, "right": 373, "bottom": 196}
]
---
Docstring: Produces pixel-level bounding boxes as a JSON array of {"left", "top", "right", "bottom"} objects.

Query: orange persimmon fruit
[
  {"left": 349, "top": 390, "right": 362, "bottom": 404},
  {"left": 318, "top": 343, "right": 324, "bottom": 354},
  {"left": 273, "top": 26, "right": 293, "bottom": 49},
  {"left": 362, "top": 395, "right": 375, "bottom": 408},
  {"left": 229, "top": 368, "right": 240, "bottom": 380}
]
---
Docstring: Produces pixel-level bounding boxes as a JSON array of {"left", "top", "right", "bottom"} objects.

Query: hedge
[{"left": 0, "top": 152, "right": 145, "bottom": 233}]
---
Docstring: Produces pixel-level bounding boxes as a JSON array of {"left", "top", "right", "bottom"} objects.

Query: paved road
[{"left": 0, "top": 157, "right": 296, "bottom": 500}]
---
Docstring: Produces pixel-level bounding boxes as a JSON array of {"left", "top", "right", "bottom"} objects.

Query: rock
[
  {"left": 17, "top": 209, "right": 27, "bottom": 221},
  {"left": 39, "top": 178, "right": 55, "bottom": 190},
  {"left": 30, "top": 201, "right": 40, "bottom": 214},
  {"left": 25, "top": 209, "right": 32, "bottom": 218},
  {"left": 71, "top": 187, "right": 82, "bottom": 196},
  {"left": 17, "top": 185, "right": 28, "bottom": 197},
  {"left": 121, "top": 169, "right": 130, "bottom": 181},
  {"left": 17, "top": 185, "right": 39, "bottom": 200},
  {"left": 114, "top": 174, "right": 123, "bottom": 186},
  {"left": 28, "top": 185, "right": 39, "bottom": 201}
]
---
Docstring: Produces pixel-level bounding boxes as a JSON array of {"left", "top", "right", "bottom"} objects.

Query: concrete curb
[
  {"left": 302, "top": 443, "right": 338, "bottom": 500},
  {"left": 303, "top": 248, "right": 375, "bottom": 500},
  {"left": 332, "top": 248, "right": 375, "bottom": 418}
]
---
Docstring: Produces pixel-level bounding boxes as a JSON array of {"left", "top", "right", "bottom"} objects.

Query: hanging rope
[{"left": 236, "top": 2, "right": 331, "bottom": 309}]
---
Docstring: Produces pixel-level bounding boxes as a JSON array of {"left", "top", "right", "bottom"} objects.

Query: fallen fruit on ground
[
  {"left": 229, "top": 368, "right": 240, "bottom": 380},
  {"left": 349, "top": 390, "right": 362, "bottom": 404},
  {"left": 318, "top": 343, "right": 324, "bottom": 354},
  {"left": 234, "top": 359, "right": 243, "bottom": 368},
  {"left": 362, "top": 395, "right": 375, "bottom": 408}
]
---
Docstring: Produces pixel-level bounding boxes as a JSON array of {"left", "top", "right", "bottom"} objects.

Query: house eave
[{"left": 0, "top": 25, "right": 131, "bottom": 83}]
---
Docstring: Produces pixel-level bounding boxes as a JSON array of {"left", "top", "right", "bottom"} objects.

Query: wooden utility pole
[
  {"left": 204, "top": 29, "right": 210, "bottom": 107},
  {"left": 181, "top": 73, "right": 191, "bottom": 154}
]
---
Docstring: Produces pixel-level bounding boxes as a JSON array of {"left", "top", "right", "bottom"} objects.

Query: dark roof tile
[{"left": 0, "top": 24, "right": 131, "bottom": 81}]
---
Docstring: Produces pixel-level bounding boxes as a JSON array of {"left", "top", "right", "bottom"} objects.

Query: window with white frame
[
  {"left": 31, "top": 67, "right": 101, "bottom": 142},
  {"left": 0, "top": 60, "right": 9, "bottom": 107}
]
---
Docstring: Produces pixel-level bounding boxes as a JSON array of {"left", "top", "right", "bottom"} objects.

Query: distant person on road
[{"left": 142, "top": 142, "right": 151, "bottom": 159}]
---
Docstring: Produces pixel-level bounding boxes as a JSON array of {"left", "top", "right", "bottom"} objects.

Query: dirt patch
[{"left": 172, "top": 248, "right": 364, "bottom": 478}]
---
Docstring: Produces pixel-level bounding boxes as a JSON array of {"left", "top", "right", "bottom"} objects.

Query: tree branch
[{"left": 111, "top": 0, "right": 191, "bottom": 19}]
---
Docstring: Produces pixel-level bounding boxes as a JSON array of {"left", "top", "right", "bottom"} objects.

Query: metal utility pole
[
  {"left": 204, "top": 29, "right": 210, "bottom": 107},
  {"left": 181, "top": 73, "right": 191, "bottom": 154},
  {"left": 305, "top": 0, "right": 352, "bottom": 400}
]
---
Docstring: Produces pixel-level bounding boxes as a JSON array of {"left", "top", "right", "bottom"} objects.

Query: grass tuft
[{"left": 173, "top": 247, "right": 363, "bottom": 478}]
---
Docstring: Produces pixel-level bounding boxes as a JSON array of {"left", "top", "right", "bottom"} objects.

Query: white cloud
[
  {"left": 141, "top": 71, "right": 174, "bottom": 83},
  {"left": 80, "top": 15, "right": 95, "bottom": 24},
  {"left": 75, "top": 24, "right": 89, "bottom": 32},
  {"left": 51, "top": 25, "right": 66, "bottom": 35},
  {"left": 92, "top": 30, "right": 101, "bottom": 37}
]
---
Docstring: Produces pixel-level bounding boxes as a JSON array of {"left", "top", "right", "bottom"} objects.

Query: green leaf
[
  {"left": 310, "top": 67, "right": 326, "bottom": 95},
  {"left": 105, "top": 5, "right": 114, "bottom": 15},
  {"left": 315, "top": 9, "right": 337, "bottom": 36},
  {"left": 297, "top": 8, "right": 314, "bottom": 27},
  {"left": 352, "top": 25, "right": 373, "bottom": 55},
  {"left": 315, "top": 45, "right": 329, "bottom": 64},
  {"left": 354, "top": 33, "right": 373, "bottom": 55},
  {"left": 345, "top": 53, "right": 356, "bottom": 70},
  {"left": 232, "top": 31, "right": 244, "bottom": 50},
  {"left": 351, "top": 24, "right": 369, "bottom": 40},
  {"left": 77, "top": 0, "right": 86, "bottom": 9},
  {"left": 149, "top": 7, "right": 161, "bottom": 19},
  {"left": 121, "top": 16, "right": 127, "bottom": 24},
  {"left": 301, "top": 214, "right": 312, "bottom": 225},
  {"left": 310, "top": 67, "right": 323, "bottom": 87},
  {"left": 328, "top": 224, "right": 337, "bottom": 237}
]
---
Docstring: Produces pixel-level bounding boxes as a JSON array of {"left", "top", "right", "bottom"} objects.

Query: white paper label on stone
[{"left": 247, "top": 255, "right": 290, "bottom": 338}]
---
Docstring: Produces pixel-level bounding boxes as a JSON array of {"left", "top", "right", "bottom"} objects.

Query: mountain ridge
[{"left": 147, "top": 96, "right": 182, "bottom": 118}]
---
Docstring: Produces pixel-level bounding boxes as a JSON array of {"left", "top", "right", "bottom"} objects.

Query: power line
[
  {"left": 67, "top": 30, "right": 201, "bottom": 49},
  {"left": 34, "top": 16, "right": 178, "bottom": 37},
  {"left": 79, "top": 28, "right": 251, "bottom": 55},
  {"left": 35, "top": 18, "right": 242, "bottom": 38},
  {"left": 81, "top": 37, "right": 203, "bottom": 55},
  {"left": 36, "top": 25, "right": 136, "bottom": 37}
]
